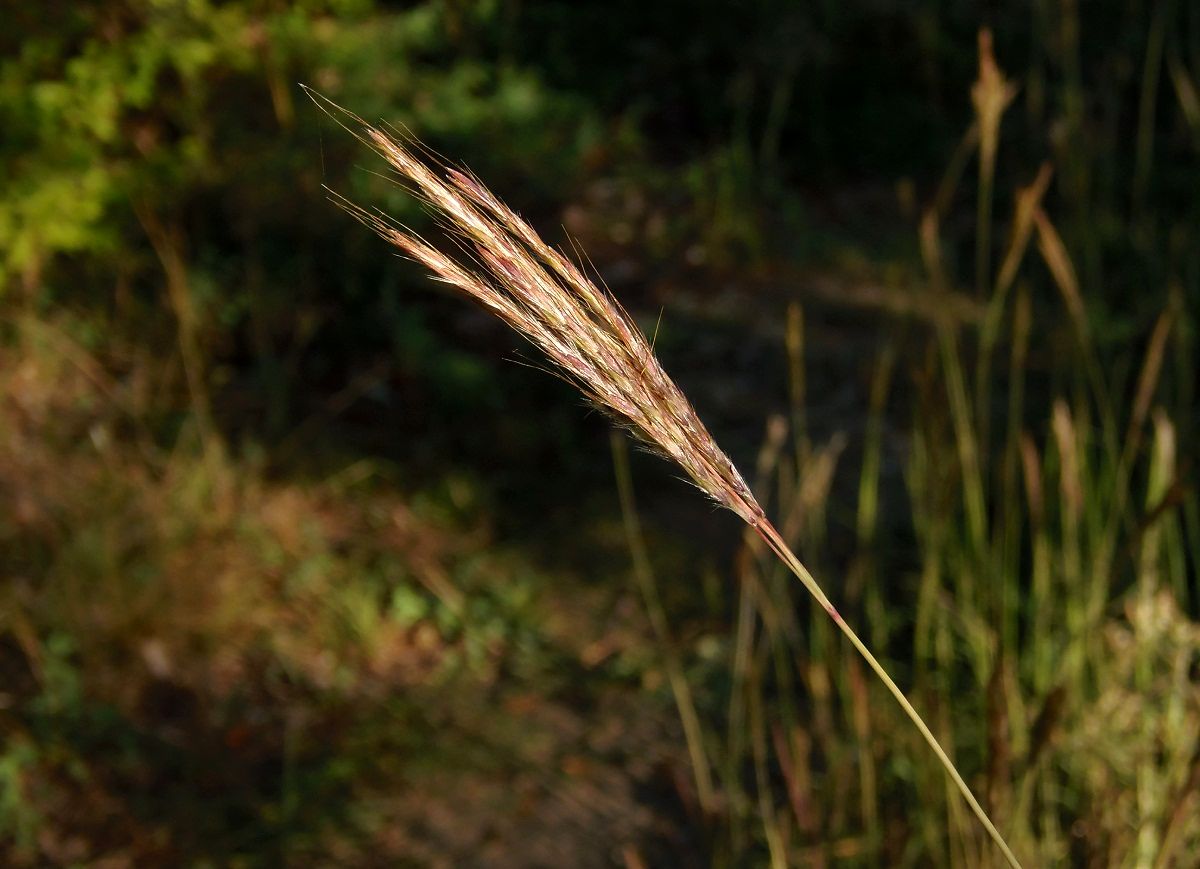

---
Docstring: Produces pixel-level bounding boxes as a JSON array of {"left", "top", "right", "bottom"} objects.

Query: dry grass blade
[
  {"left": 305, "top": 87, "right": 1022, "bottom": 869},
  {"left": 995, "top": 163, "right": 1054, "bottom": 299},
  {"left": 1034, "top": 208, "right": 1085, "bottom": 325}
]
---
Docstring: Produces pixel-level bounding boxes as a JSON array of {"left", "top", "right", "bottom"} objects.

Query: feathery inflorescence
[{"left": 312, "top": 93, "right": 763, "bottom": 529}]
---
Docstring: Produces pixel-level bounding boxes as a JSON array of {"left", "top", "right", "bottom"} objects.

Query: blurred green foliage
[
  {"left": 0, "top": 1, "right": 601, "bottom": 385},
  {"left": 4, "top": 1, "right": 1197, "bottom": 344}
]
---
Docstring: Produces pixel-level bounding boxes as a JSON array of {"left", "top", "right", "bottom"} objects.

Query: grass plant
[{"left": 305, "top": 88, "right": 1023, "bottom": 868}]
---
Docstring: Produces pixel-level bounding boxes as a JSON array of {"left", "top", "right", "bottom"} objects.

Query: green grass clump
[{"left": 617, "top": 32, "right": 1199, "bottom": 867}]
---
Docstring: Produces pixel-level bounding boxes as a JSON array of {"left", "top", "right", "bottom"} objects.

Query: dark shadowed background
[{"left": 1, "top": 2, "right": 1198, "bottom": 866}]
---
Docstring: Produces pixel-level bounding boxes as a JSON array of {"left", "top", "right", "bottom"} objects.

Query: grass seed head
[{"left": 309, "top": 91, "right": 764, "bottom": 526}]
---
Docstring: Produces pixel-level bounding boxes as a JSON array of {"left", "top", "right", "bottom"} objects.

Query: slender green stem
[
  {"left": 754, "top": 519, "right": 1022, "bottom": 869},
  {"left": 611, "top": 435, "right": 717, "bottom": 814},
  {"left": 976, "top": 158, "right": 994, "bottom": 302}
]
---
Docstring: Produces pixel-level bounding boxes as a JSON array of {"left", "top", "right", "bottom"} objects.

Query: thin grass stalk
[
  {"left": 909, "top": 419, "right": 940, "bottom": 672},
  {"left": 308, "top": 90, "right": 1021, "bottom": 868},
  {"left": 1033, "top": 209, "right": 1118, "bottom": 461},
  {"left": 858, "top": 345, "right": 895, "bottom": 663},
  {"left": 938, "top": 323, "right": 989, "bottom": 559},
  {"left": 611, "top": 434, "right": 717, "bottom": 816},
  {"left": 727, "top": 552, "right": 756, "bottom": 856},
  {"left": 977, "top": 164, "right": 1052, "bottom": 462},
  {"left": 1051, "top": 401, "right": 1087, "bottom": 684},
  {"left": 932, "top": 123, "right": 980, "bottom": 220},
  {"left": 1117, "top": 308, "right": 1175, "bottom": 526},
  {"left": 846, "top": 654, "right": 879, "bottom": 856},
  {"left": 724, "top": 423, "right": 797, "bottom": 859},
  {"left": 1139, "top": 411, "right": 1176, "bottom": 599},
  {"left": 918, "top": 209, "right": 988, "bottom": 564},
  {"left": 747, "top": 653, "right": 788, "bottom": 869},
  {"left": 976, "top": 163, "right": 994, "bottom": 302},
  {"left": 1066, "top": 306, "right": 1175, "bottom": 656},
  {"left": 1000, "top": 285, "right": 1033, "bottom": 653},
  {"left": 1020, "top": 432, "right": 1057, "bottom": 692},
  {"left": 856, "top": 344, "right": 894, "bottom": 550},
  {"left": 751, "top": 425, "right": 813, "bottom": 851},
  {"left": 771, "top": 722, "right": 817, "bottom": 843}
]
